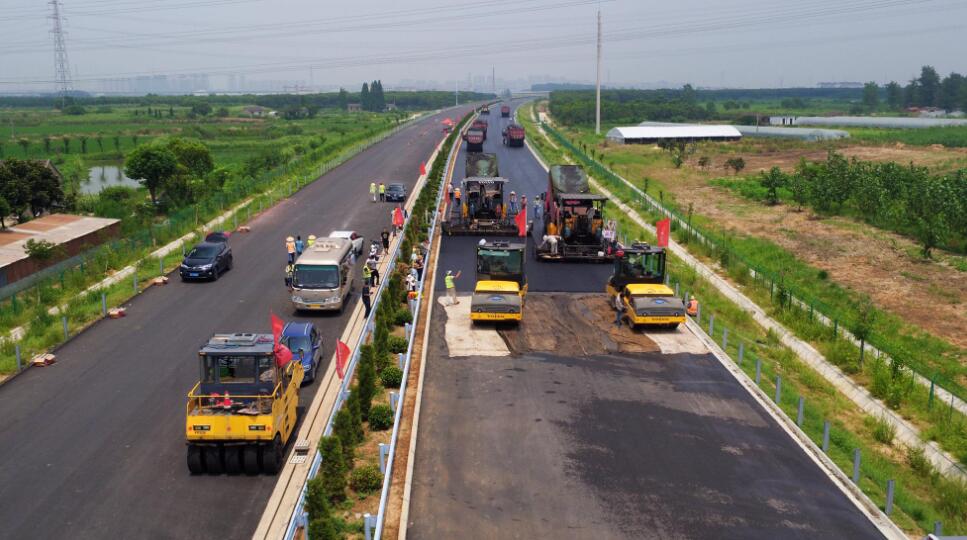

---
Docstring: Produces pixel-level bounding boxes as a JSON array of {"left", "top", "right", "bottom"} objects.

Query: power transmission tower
[
  {"left": 595, "top": 8, "right": 602, "bottom": 135},
  {"left": 48, "top": 0, "right": 73, "bottom": 106}
]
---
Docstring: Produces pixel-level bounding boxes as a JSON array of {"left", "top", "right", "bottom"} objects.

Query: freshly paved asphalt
[
  {"left": 410, "top": 101, "right": 884, "bottom": 539},
  {"left": 0, "top": 106, "right": 473, "bottom": 540},
  {"left": 436, "top": 100, "right": 613, "bottom": 293}
]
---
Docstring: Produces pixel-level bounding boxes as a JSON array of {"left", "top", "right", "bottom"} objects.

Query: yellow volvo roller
[
  {"left": 470, "top": 240, "right": 527, "bottom": 324},
  {"left": 607, "top": 242, "right": 686, "bottom": 329},
  {"left": 186, "top": 333, "right": 303, "bottom": 475}
]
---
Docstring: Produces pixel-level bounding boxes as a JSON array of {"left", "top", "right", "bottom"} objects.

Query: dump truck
[
  {"left": 464, "top": 129, "right": 485, "bottom": 152},
  {"left": 502, "top": 123, "right": 525, "bottom": 147},
  {"left": 535, "top": 165, "right": 611, "bottom": 262},
  {"left": 443, "top": 177, "right": 519, "bottom": 236},
  {"left": 466, "top": 152, "right": 499, "bottom": 177},
  {"left": 186, "top": 333, "right": 303, "bottom": 475},
  {"left": 607, "top": 242, "right": 684, "bottom": 329},
  {"left": 480, "top": 105, "right": 490, "bottom": 115},
  {"left": 471, "top": 240, "right": 526, "bottom": 324},
  {"left": 500, "top": 104, "right": 511, "bottom": 118},
  {"left": 471, "top": 118, "right": 488, "bottom": 139}
]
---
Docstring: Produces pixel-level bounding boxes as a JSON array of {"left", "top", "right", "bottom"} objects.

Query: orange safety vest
[
  {"left": 686, "top": 299, "right": 699, "bottom": 316},
  {"left": 454, "top": 188, "right": 461, "bottom": 199},
  {"left": 286, "top": 240, "right": 296, "bottom": 254}
]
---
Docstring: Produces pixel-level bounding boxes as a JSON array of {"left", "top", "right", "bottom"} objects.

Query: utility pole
[
  {"left": 492, "top": 66, "right": 496, "bottom": 95},
  {"left": 595, "top": 8, "right": 602, "bottom": 135},
  {"left": 455, "top": 80, "right": 458, "bottom": 106},
  {"left": 48, "top": 0, "right": 73, "bottom": 107}
]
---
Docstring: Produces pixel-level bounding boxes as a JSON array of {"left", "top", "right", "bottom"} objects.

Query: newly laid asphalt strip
[
  {"left": 407, "top": 101, "right": 884, "bottom": 539},
  {"left": 0, "top": 106, "right": 473, "bottom": 540}
]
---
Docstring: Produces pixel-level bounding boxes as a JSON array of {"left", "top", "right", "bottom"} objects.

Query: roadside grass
[
  {"left": 520, "top": 101, "right": 967, "bottom": 535},
  {"left": 848, "top": 126, "right": 967, "bottom": 148},
  {"left": 0, "top": 115, "right": 408, "bottom": 375}
]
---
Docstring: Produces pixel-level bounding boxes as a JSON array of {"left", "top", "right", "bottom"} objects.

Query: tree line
[
  {"left": 862, "top": 65, "right": 967, "bottom": 113},
  {"left": 550, "top": 86, "right": 712, "bottom": 126},
  {"left": 0, "top": 159, "right": 66, "bottom": 228},
  {"left": 753, "top": 153, "right": 967, "bottom": 256}
]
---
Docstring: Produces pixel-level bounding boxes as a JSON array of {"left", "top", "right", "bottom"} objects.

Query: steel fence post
[
  {"left": 160, "top": 257, "right": 164, "bottom": 276},
  {"left": 696, "top": 302, "right": 701, "bottom": 322},
  {"left": 822, "top": 421, "right": 830, "bottom": 452},
  {"left": 363, "top": 513, "right": 375, "bottom": 540},
  {"left": 885, "top": 479, "right": 894, "bottom": 515},
  {"left": 133, "top": 272, "right": 138, "bottom": 293},
  {"left": 774, "top": 376, "right": 781, "bottom": 404},
  {"left": 390, "top": 391, "right": 399, "bottom": 412},
  {"left": 852, "top": 449, "right": 861, "bottom": 484},
  {"left": 738, "top": 341, "right": 744, "bottom": 366},
  {"left": 398, "top": 353, "right": 405, "bottom": 370},
  {"left": 378, "top": 443, "right": 388, "bottom": 473},
  {"left": 934, "top": 522, "right": 942, "bottom": 536},
  {"left": 675, "top": 282, "right": 679, "bottom": 297},
  {"left": 708, "top": 314, "right": 714, "bottom": 336},
  {"left": 15, "top": 344, "right": 22, "bottom": 371},
  {"left": 102, "top": 293, "right": 107, "bottom": 316},
  {"left": 755, "top": 358, "right": 761, "bottom": 385},
  {"left": 62, "top": 315, "right": 68, "bottom": 340},
  {"left": 721, "top": 327, "right": 728, "bottom": 351},
  {"left": 796, "top": 396, "right": 804, "bottom": 426}
]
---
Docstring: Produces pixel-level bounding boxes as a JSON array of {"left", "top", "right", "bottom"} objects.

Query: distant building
[
  {"left": 769, "top": 116, "right": 798, "bottom": 126},
  {"left": 242, "top": 106, "right": 269, "bottom": 117},
  {"left": 607, "top": 125, "right": 741, "bottom": 144},
  {"left": 0, "top": 214, "right": 120, "bottom": 289},
  {"left": 384, "top": 103, "right": 398, "bottom": 111},
  {"left": 817, "top": 82, "right": 864, "bottom": 89},
  {"left": 347, "top": 103, "right": 362, "bottom": 113}
]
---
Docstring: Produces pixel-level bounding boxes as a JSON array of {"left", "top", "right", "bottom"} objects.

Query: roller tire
[
  {"left": 224, "top": 446, "right": 243, "bottom": 475},
  {"left": 187, "top": 445, "right": 205, "bottom": 475},
  {"left": 203, "top": 446, "right": 224, "bottom": 475},
  {"left": 242, "top": 445, "right": 260, "bottom": 475},
  {"left": 262, "top": 435, "right": 284, "bottom": 475}
]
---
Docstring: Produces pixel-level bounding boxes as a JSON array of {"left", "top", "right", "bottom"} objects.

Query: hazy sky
[{"left": 1, "top": 0, "right": 965, "bottom": 92}]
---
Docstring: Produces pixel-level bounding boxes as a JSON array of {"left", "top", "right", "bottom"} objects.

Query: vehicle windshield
[
  {"left": 282, "top": 336, "right": 311, "bottom": 354},
  {"left": 188, "top": 245, "right": 217, "bottom": 259},
  {"left": 618, "top": 253, "right": 660, "bottom": 278},
  {"left": 388, "top": 184, "right": 405, "bottom": 192},
  {"left": 477, "top": 249, "right": 522, "bottom": 275},
  {"left": 201, "top": 354, "right": 275, "bottom": 384},
  {"left": 293, "top": 264, "right": 339, "bottom": 289}
]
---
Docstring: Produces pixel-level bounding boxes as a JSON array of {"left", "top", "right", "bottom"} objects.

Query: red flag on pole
[
  {"left": 270, "top": 312, "right": 293, "bottom": 367},
  {"left": 335, "top": 340, "right": 351, "bottom": 379},
  {"left": 656, "top": 218, "right": 671, "bottom": 248},
  {"left": 419, "top": 162, "right": 427, "bottom": 175},
  {"left": 514, "top": 206, "right": 527, "bottom": 237}
]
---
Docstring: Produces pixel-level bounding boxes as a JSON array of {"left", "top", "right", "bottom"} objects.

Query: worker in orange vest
[
  {"left": 686, "top": 295, "right": 699, "bottom": 317},
  {"left": 454, "top": 186, "right": 462, "bottom": 209},
  {"left": 285, "top": 236, "right": 297, "bottom": 263}
]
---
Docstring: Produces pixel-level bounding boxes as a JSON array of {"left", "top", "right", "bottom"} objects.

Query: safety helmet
[
  {"left": 286, "top": 236, "right": 294, "bottom": 242},
  {"left": 308, "top": 234, "right": 316, "bottom": 240}
]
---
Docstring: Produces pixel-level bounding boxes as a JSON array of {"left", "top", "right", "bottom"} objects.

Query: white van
[{"left": 290, "top": 237, "right": 355, "bottom": 311}]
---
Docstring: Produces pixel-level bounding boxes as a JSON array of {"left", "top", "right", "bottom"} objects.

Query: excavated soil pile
[{"left": 498, "top": 293, "right": 660, "bottom": 356}]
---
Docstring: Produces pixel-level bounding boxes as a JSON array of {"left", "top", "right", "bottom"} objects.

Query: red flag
[
  {"left": 335, "top": 340, "right": 351, "bottom": 379},
  {"left": 419, "top": 162, "right": 427, "bottom": 175},
  {"left": 270, "top": 312, "right": 293, "bottom": 367},
  {"left": 393, "top": 206, "right": 405, "bottom": 228},
  {"left": 656, "top": 218, "right": 671, "bottom": 248},
  {"left": 514, "top": 206, "right": 527, "bottom": 237}
]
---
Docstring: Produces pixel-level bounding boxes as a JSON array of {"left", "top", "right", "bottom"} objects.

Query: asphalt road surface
[
  {"left": 437, "top": 100, "right": 613, "bottom": 293},
  {"left": 410, "top": 101, "right": 884, "bottom": 539},
  {"left": 407, "top": 319, "right": 884, "bottom": 539},
  {"left": 0, "top": 106, "right": 473, "bottom": 540}
]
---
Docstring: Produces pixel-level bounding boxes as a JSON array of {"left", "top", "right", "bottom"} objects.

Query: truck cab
[
  {"left": 471, "top": 241, "right": 527, "bottom": 324},
  {"left": 619, "top": 283, "right": 686, "bottom": 330},
  {"left": 185, "top": 333, "right": 303, "bottom": 475},
  {"left": 500, "top": 104, "right": 511, "bottom": 118}
]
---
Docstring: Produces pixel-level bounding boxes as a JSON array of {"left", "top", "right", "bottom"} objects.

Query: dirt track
[{"left": 497, "top": 293, "right": 660, "bottom": 355}]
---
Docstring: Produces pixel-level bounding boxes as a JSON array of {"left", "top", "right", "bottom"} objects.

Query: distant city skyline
[{"left": 1, "top": 0, "right": 965, "bottom": 95}]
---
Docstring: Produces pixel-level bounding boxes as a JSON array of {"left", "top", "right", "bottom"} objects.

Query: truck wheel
[
  {"left": 187, "top": 444, "right": 205, "bottom": 475},
  {"left": 262, "top": 435, "right": 284, "bottom": 475},
  {"left": 224, "top": 446, "right": 242, "bottom": 475},
  {"left": 242, "top": 445, "right": 260, "bottom": 475},
  {"left": 203, "top": 446, "right": 224, "bottom": 475}
]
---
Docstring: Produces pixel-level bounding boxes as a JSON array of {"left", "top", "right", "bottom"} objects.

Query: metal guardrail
[{"left": 281, "top": 110, "right": 469, "bottom": 540}]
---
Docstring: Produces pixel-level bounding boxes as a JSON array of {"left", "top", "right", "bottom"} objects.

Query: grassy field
[
  {"left": 520, "top": 101, "right": 967, "bottom": 535},
  {"left": 847, "top": 125, "right": 967, "bottom": 147}
]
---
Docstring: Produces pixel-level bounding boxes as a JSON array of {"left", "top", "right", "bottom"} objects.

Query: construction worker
[
  {"left": 295, "top": 235, "right": 304, "bottom": 255},
  {"left": 447, "top": 182, "right": 454, "bottom": 201},
  {"left": 381, "top": 228, "right": 390, "bottom": 251},
  {"left": 445, "top": 270, "right": 461, "bottom": 305},
  {"left": 361, "top": 282, "right": 372, "bottom": 317},
  {"left": 362, "top": 263, "right": 372, "bottom": 286},
  {"left": 546, "top": 220, "right": 558, "bottom": 237},
  {"left": 687, "top": 295, "right": 699, "bottom": 317},
  {"left": 284, "top": 262, "right": 294, "bottom": 288},
  {"left": 520, "top": 195, "right": 527, "bottom": 215},
  {"left": 285, "top": 236, "right": 297, "bottom": 263},
  {"left": 454, "top": 186, "right": 461, "bottom": 210},
  {"left": 614, "top": 292, "right": 624, "bottom": 327},
  {"left": 379, "top": 182, "right": 386, "bottom": 202},
  {"left": 307, "top": 234, "right": 316, "bottom": 248},
  {"left": 534, "top": 196, "right": 542, "bottom": 219},
  {"left": 509, "top": 191, "right": 518, "bottom": 214},
  {"left": 413, "top": 257, "right": 424, "bottom": 281},
  {"left": 368, "top": 256, "right": 380, "bottom": 285},
  {"left": 370, "top": 181, "right": 377, "bottom": 202}
]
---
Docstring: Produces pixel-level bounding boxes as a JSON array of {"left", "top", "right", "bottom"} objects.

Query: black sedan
[
  {"left": 179, "top": 241, "right": 233, "bottom": 281},
  {"left": 385, "top": 182, "right": 407, "bottom": 202}
]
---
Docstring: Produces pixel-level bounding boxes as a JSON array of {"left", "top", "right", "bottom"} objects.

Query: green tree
[
  {"left": 346, "top": 388, "right": 365, "bottom": 444},
  {"left": 724, "top": 157, "right": 745, "bottom": 175},
  {"left": 884, "top": 81, "right": 902, "bottom": 110},
  {"left": 338, "top": 87, "right": 348, "bottom": 111},
  {"left": 788, "top": 161, "right": 809, "bottom": 211},
  {"left": 357, "top": 344, "right": 378, "bottom": 419},
  {"left": 168, "top": 106, "right": 174, "bottom": 117},
  {"left": 0, "top": 196, "right": 10, "bottom": 229},
  {"left": 124, "top": 144, "right": 178, "bottom": 205},
  {"left": 79, "top": 135, "right": 88, "bottom": 154},
  {"left": 215, "top": 107, "right": 229, "bottom": 117},
  {"left": 903, "top": 79, "right": 920, "bottom": 108},
  {"left": 758, "top": 166, "right": 786, "bottom": 205},
  {"left": 315, "top": 435, "right": 348, "bottom": 503},
  {"left": 0, "top": 161, "right": 30, "bottom": 220},
  {"left": 61, "top": 137, "right": 70, "bottom": 154},
  {"left": 372, "top": 80, "right": 385, "bottom": 111},
  {"left": 705, "top": 101, "right": 717, "bottom": 116},
  {"left": 918, "top": 65, "right": 941, "bottom": 107},
  {"left": 939, "top": 72, "right": 964, "bottom": 112},
  {"left": 191, "top": 102, "right": 212, "bottom": 116},
  {"left": 862, "top": 82, "right": 879, "bottom": 112},
  {"left": 113, "top": 135, "right": 121, "bottom": 152},
  {"left": 905, "top": 170, "right": 953, "bottom": 257},
  {"left": 332, "top": 408, "right": 357, "bottom": 462},
  {"left": 17, "top": 138, "right": 30, "bottom": 157},
  {"left": 95, "top": 134, "right": 104, "bottom": 152},
  {"left": 360, "top": 82, "right": 371, "bottom": 111},
  {"left": 43, "top": 136, "right": 52, "bottom": 154},
  {"left": 165, "top": 138, "right": 214, "bottom": 178}
]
